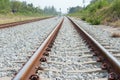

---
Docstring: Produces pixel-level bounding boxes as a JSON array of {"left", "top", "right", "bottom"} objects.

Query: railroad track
[
  {"left": 11, "top": 17, "right": 120, "bottom": 80},
  {"left": 0, "top": 17, "right": 62, "bottom": 80},
  {"left": 70, "top": 18, "right": 120, "bottom": 61},
  {"left": 38, "top": 17, "right": 107, "bottom": 80},
  {"left": 0, "top": 17, "right": 52, "bottom": 29}
]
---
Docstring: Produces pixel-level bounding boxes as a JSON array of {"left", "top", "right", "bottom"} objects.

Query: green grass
[{"left": 69, "top": 0, "right": 120, "bottom": 26}]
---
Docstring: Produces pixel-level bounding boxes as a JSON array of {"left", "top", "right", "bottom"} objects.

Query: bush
[
  {"left": 86, "top": 16, "right": 101, "bottom": 25},
  {"left": 81, "top": 17, "right": 86, "bottom": 21},
  {"left": 79, "top": 0, "right": 108, "bottom": 25},
  {"left": 111, "top": 0, "right": 120, "bottom": 17}
]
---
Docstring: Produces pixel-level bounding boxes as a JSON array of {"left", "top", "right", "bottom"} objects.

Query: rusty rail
[
  {"left": 13, "top": 18, "right": 64, "bottom": 80},
  {"left": 68, "top": 17, "right": 120, "bottom": 79},
  {"left": 0, "top": 17, "right": 53, "bottom": 29}
]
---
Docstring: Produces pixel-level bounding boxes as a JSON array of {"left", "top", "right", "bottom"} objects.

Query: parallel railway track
[
  {"left": 3, "top": 17, "right": 120, "bottom": 80},
  {"left": 37, "top": 18, "right": 108, "bottom": 80}
]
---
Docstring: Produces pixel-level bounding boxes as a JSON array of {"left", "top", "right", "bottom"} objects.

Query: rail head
[
  {"left": 13, "top": 18, "right": 64, "bottom": 80},
  {"left": 68, "top": 17, "right": 120, "bottom": 77}
]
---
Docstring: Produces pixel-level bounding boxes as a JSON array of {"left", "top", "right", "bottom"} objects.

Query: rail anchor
[
  {"left": 29, "top": 74, "right": 39, "bottom": 80},
  {"left": 40, "top": 56, "right": 47, "bottom": 62}
]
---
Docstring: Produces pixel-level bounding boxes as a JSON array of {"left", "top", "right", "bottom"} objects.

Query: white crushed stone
[
  {"left": 0, "top": 17, "right": 62, "bottom": 78},
  {"left": 38, "top": 17, "right": 108, "bottom": 80}
]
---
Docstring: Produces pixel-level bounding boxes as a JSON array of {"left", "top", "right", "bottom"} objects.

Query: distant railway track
[
  {"left": 0, "top": 17, "right": 53, "bottom": 29},
  {"left": 11, "top": 17, "right": 120, "bottom": 80}
]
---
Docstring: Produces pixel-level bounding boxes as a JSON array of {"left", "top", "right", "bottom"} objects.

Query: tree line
[
  {"left": 0, "top": 0, "right": 58, "bottom": 16},
  {"left": 68, "top": 6, "right": 82, "bottom": 14}
]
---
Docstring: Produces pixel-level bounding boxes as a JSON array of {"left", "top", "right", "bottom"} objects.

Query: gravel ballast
[
  {"left": 38, "top": 18, "right": 108, "bottom": 80},
  {"left": 0, "top": 17, "right": 62, "bottom": 78}
]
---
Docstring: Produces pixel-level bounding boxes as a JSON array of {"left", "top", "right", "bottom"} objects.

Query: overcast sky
[{"left": 18, "top": 0, "right": 92, "bottom": 13}]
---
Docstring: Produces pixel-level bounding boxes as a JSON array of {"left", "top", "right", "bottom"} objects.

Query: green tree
[
  {"left": 0, "top": 0, "right": 10, "bottom": 13},
  {"left": 68, "top": 6, "right": 82, "bottom": 13},
  {"left": 44, "top": 6, "right": 58, "bottom": 15},
  {"left": 11, "top": 1, "right": 21, "bottom": 13}
]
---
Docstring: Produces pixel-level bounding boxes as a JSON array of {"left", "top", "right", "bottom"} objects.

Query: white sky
[{"left": 18, "top": 0, "right": 92, "bottom": 13}]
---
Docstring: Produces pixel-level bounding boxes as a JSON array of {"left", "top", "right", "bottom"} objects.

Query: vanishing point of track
[{"left": 2, "top": 17, "right": 120, "bottom": 80}]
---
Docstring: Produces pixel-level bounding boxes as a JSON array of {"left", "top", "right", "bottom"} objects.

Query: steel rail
[
  {"left": 0, "top": 17, "right": 53, "bottom": 29},
  {"left": 13, "top": 18, "right": 64, "bottom": 80},
  {"left": 68, "top": 17, "right": 120, "bottom": 78}
]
